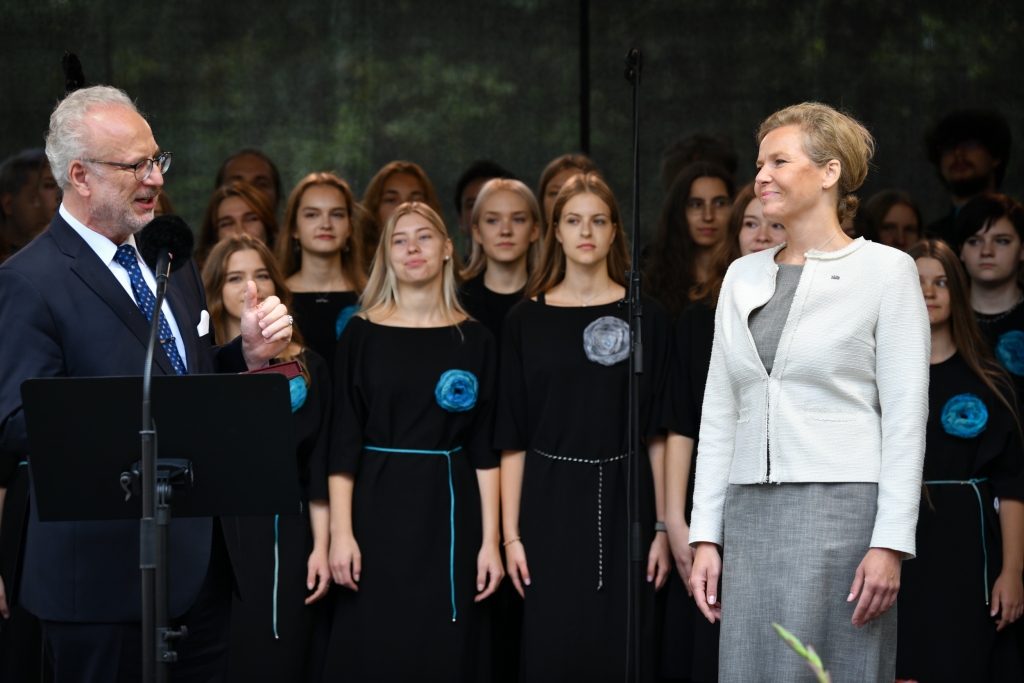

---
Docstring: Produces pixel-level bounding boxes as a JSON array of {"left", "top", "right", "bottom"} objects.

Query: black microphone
[{"left": 136, "top": 215, "right": 195, "bottom": 292}]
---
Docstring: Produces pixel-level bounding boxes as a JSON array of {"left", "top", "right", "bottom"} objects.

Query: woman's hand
[
  {"left": 305, "top": 546, "right": 332, "bottom": 605},
  {"left": 991, "top": 569, "right": 1024, "bottom": 630},
  {"left": 504, "top": 540, "right": 531, "bottom": 598},
  {"left": 329, "top": 533, "right": 361, "bottom": 592},
  {"left": 666, "top": 517, "right": 694, "bottom": 595},
  {"left": 475, "top": 542, "right": 505, "bottom": 602},
  {"left": 848, "top": 547, "right": 901, "bottom": 627},
  {"left": 647, "top": 532, "right": 671, "bottom": 591},
  {"left": 690, "top": 542, "right": 723, "bottom": 623}
]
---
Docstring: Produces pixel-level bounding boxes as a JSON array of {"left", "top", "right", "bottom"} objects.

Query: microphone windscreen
[{"left": 137, "top": 215, "right": 195, "bottom": 274}]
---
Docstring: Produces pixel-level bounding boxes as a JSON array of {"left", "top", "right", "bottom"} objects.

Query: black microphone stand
[
  {"left": 141, "top": 252, "right": 186, "bottom": 683},
  {"left": 623, "top": 47, "right": 644, "bottom": 683}
]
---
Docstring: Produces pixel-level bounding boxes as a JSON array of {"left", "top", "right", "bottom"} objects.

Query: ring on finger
[{"left": 287, "top": 315, "right": 294, "bottom": 326}]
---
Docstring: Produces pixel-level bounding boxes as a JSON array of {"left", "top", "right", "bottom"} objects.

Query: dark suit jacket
[{"left": 0, "top": 212, "right": 246, "bottom": 622}]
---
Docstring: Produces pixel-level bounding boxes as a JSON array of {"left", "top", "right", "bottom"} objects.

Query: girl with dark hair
[
  {"left": 197, "top": 181, "right": 279, "bottom": 266},
  {"left": 535, "top": 153, "right": 600, "bottom": 236},
  {"left": 324, "top": 202, "right": 502, "bottom": 681},
  {"left": 497, "top": 173, "right": 671, "bottom": 681},
  {"left": 896, "top": 239, "right": 1024, "bottom": 680},
  {"left": 644, "top": 162, "right": 735, "bottom": 321},
  {"left": 357, "top": 160, "right": 445, "bottom": 273},
  {"left": 277, "top": 172, "right": 366, "bottom": 378},
  {"left": 660, "top": 182, "right": 785, "bottom": 682},
  {"left": 865, "top": 189, "right": 923, "bottom": 251},
  {"left": 202, "top": 234, "right": 333, "bottom": 683}
]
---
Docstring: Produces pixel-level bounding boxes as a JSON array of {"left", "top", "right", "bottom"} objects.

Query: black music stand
[{"left": 21, "top": 373, "right": 300, "bottom": 679}]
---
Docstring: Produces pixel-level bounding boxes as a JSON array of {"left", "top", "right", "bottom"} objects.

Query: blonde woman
[
  {"left": 459, "top": 178, "right": 541, "bottom": 341},
  {"left": 276, "top": 172, "right": 366, "bottom": 378},
  {"left": 688, "top": 103, "right": 930, "bottom": 681},
  {"left": 324, "top": 202, "right": 503, "bottom": 681},
  {"left": 201, "top": 234, "right": 333, "bottom": 682}
]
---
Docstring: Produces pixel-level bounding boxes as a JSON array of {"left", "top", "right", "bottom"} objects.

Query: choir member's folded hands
[
  {"left": 647, "top": 531, "right": 671, "bottom": 590},
  {"left": 991, "top": 568, "right": 1024, "bottom": 631},
  {"left": 240, "top": 280, "right": 292, "bottom": 369},
  {"left": 505, "top": 540, "right": 530, "bottom": 598},
  {"left": 475, "top": 541, "right": 505, "bottom": 602},
  {"left": 330, "top": 532, "right": 362, "bottom": 592}
]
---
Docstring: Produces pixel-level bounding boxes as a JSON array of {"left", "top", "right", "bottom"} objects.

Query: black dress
[
  {"left": 459, "top": 271, "right": 524, "bottom": 343},
  {"left": 323, "top": 317, "right": 498, "bottom": 682},
  {"left": 659, "top": 299, "right": 719, "bottom": 683},
  {"left": 895, "top": 352, "right": 1024, "bottom": 681},
  {"left": 459, "top": 271, "right": 526, "bottom": 683},
  {"left": 226, "top": 349, "right": 333, "bottom": 683},
  {"left": 494, "top": 294, "right": 671, "bottom": 683},
  {"left": 290, "top": 291, "right": 360, "bottom": 380}
]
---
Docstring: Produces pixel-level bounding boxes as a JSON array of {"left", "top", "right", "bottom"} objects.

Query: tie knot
[{"left": 114, "top": 244, "right": 138, "bottom": 270}]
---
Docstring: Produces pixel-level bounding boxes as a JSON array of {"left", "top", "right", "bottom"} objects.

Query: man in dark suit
[{"left": 0, "top": 85, "right": 293, "bottom": 682}]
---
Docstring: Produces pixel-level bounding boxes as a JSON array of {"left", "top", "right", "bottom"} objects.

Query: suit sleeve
[{"left": 0, "top": 269, "right": 65, "bottom": 457}]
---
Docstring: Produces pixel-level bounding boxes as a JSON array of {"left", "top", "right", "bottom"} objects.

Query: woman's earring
[
  {"left": 343, "top": 239, "right": 351, "bottom": 253},
  {"left": 293, "top": 238, "right": 301, "bottom": 254},
  {"left": 444, "top": 255, "right": 450, "bottom": 261}
]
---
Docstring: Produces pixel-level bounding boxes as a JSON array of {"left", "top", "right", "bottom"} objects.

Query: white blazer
[{"left": 689, "top": 238, "right": 930, "bottom": 557}]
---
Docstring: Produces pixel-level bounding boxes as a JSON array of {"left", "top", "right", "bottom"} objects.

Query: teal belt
[
  {"left": 923, "top": 477, "right": 990, "bottom": 605},
  {"left": 365, "top": 445, "right": 462, "bottom": 621}
]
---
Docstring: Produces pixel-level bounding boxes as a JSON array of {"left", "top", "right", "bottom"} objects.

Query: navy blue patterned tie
[{"left": 114, "top": 244, "right": 187, "bottom": 374}]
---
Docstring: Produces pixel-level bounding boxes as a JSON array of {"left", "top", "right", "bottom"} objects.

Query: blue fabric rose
[
  {"left": 995, "top": 330, "right": 1024, "bottom": 377},
  {"left": 941, "top": 393, "right": 988, "bottom": 439},
  {"left": 336, "top": 305, "right": 361, "bottom": 340},
  {"left": 583, "top": 316, "right": 630, "bottom": 366},
  {"left": 435, "top": 369, "right": 479, "bottom": 413},
  {"left": 289, "top": 375, "right": 308, "bottom": 413}
]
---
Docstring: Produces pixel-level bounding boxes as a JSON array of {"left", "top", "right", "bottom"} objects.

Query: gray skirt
[{"left": 719, "top": 483, "right": 896, "bottom": 683}]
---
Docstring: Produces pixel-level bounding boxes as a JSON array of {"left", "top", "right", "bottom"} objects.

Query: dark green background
[{"left": 2, "top": 0, "right": 1021, "bottom": 245}]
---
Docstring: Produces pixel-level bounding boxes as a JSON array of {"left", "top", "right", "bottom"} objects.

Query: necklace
[
  {"left": 813, "top": 231, "right": 839, "bottom": 251},
  {"left": 575, "top": 281, "right": 612, "bottom": 307},
  {"left": 316, "top": 292, "right": 330, "bottom": 304}
]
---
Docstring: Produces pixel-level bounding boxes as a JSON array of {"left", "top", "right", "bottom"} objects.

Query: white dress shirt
[{"left": 60, "top": 204, "right": 188, "bottom": 369}]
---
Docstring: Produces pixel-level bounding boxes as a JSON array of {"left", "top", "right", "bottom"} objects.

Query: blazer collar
[{"left": 50, "top": 215, "right": 179, "bottom": 376}]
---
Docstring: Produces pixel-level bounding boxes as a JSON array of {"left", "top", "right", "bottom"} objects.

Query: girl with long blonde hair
[{"left": 324, "top": 202, "right": 502, "bottom": 680}]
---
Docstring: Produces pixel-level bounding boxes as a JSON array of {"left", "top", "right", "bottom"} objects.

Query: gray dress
[{"left": 719, "top": 264, "right": 896, "bottom": 682}]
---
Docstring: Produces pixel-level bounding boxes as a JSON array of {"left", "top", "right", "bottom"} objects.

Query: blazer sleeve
[
  {"left": 689, "top": 272, "right": 740, "bottom": 548},
  {"left": 870, "top": 254, "right": 931, "bottom": 557},
  {"left": 0, "top": 269, "right": 65, "bottom": 457}
]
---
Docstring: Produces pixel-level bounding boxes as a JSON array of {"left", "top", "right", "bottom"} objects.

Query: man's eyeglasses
[{"left": 82, "top": 152, "right": 172, "bottom": 182}]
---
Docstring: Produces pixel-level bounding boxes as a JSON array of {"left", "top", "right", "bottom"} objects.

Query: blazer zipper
[{"left": 763, "top": 380, "right": 771, "bottom": 483}]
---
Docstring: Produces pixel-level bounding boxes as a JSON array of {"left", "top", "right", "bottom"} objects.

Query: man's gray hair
[{"left": 45, "top": 86, "right": 141, "bottom": 191}]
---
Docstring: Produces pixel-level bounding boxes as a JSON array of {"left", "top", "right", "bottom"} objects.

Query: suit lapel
[{"left": 54, "top": 218, "right": 177, "bottom": 376}]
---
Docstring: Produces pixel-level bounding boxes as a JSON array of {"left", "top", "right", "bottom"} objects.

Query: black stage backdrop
[{"left": 1, "top": 0, "right": 1022, "bottom": 248}]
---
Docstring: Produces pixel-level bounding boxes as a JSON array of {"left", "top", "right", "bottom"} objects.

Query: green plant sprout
[{"left": 771, "top": 623, "right": 833, "bottom": 683}]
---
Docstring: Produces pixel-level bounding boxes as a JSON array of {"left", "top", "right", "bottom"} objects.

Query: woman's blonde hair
[
  {"left": 201, "top": 234, "right": 309, "bottom": 384},
  {"left": 757, "top": 102, "right": 875, "bottom": 223},
  {"left": 525, "top": 173, "right": 629, "bottom": 299},
  {"left": 277, "top": 172, "right": 367, "bottom": 292},
  {"left": 357, "top": 161, "right": 444, "bottom": 270},
  {"left": 460, "top": 178, "right": 542, "bottom": 281},
  {"left": 361, "top": 201, "right": 467, "bottom": 325}
]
